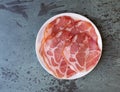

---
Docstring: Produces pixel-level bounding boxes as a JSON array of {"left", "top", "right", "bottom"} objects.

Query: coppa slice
[{"left": 39, "top": 16, "right": 101, "bottom": 79}]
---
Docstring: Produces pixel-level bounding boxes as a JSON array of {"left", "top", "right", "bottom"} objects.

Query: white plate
[{"left": 35, "top": 13, "right": 102, "bottom": 80}]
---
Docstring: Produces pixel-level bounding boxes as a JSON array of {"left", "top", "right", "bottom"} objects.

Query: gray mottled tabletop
[{"left": 0, "top": 0, "right": 120, "bottom": 92}]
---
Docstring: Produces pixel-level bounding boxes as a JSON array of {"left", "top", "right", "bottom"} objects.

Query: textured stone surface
[{"left": 0, "top": 0, "right": 120, "bottom": 92}]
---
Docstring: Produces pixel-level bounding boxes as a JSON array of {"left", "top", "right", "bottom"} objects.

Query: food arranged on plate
[{"left": 36, "top": 13, "right": 102, "bottom": 79}]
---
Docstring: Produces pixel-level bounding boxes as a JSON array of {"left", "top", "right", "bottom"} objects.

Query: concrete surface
[{"left": 0, "top": 0, "right": 120, "bottom": 92}]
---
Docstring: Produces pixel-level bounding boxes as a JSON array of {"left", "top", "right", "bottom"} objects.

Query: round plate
[{"left": 35, "top": 13, "right": 102, "bottom": 80}]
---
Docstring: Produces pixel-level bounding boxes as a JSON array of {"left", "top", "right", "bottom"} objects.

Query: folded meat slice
[
  {"left": 42, "top": 31, "right": 77, "bottom": 78},
  {"left": 39, "top": 16, "right": 101, "bottom": 79}
]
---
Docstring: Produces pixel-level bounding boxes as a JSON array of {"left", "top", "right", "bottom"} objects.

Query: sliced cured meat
[{"left": 39, "top": 16, "right": 101, "bottom": 79}]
